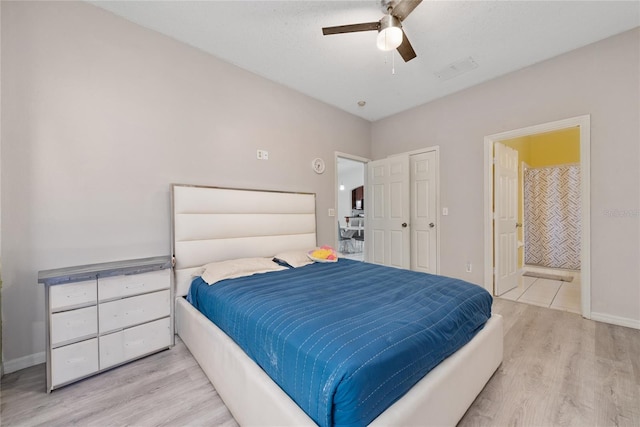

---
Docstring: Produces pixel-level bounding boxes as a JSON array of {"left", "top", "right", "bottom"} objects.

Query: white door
[
  {"left": 494, "top": 142, "right": 519, "bottom": 295},
  {"left": 367, "top": 155, "right": 410, "bottom": 269},
  {"left": 410, "top": 152, "right": 438, "bottom": 274}
]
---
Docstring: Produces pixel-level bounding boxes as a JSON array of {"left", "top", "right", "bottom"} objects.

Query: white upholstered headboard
[{"left": 171, "top": 184, "right": 317, "bottom": 297}]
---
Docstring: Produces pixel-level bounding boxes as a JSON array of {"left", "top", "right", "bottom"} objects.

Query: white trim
[
  {"left": 484, "top": 115, "right": 591, "bottom": 319},
  {"left": 400, "top": 145, "right": 441, "bottom": 157},
  {"left": 334, "top": 151, "right": 370, "bottom": 164},
  {"left": 590, "top": 312, "right": 640, "bottom": 330},
  {"left": 3, "top": 351, "right": 46, "bottom": 374}
]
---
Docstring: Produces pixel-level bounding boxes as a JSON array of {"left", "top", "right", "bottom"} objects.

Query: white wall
[
  {"left": 372, "top": 28, "right": 640, "bottom": 325},
  {"left": 1, "top": 1, "right": 370, "bottom": 366}
]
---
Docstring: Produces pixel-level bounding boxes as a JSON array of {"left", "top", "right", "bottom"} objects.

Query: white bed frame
[{"left": 171, "top": 184, "right": 503, "bottom": 426}]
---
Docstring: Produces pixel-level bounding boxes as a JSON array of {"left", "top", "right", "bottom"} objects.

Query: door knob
[
  {"left": 402, "top": 223, "right": 408, "bottom": 228},
  {"left": 429, "top": 223, "right": 435, "bottom": 228}
]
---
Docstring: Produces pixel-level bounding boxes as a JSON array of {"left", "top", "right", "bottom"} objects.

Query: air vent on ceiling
[{"left": 435, "top": 57, "right": 478, "bottom": 81}]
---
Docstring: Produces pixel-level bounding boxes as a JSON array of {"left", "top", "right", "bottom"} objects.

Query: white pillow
[
  {"left": 273, "top": 249, "right": 316, "bottom": 268},
  {"left": 199, "top": 257, "right": 287, "bottom": 285}
]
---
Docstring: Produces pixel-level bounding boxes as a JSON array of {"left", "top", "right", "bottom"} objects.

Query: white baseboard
[
  {"left": 590, "top": 312, "right": 640, "bottom": 330},
  {"left": 2, "top": 351, "right": 45, "bottom": 374}
]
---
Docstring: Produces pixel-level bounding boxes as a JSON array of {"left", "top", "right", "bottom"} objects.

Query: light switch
[
  {"left": 328, "top": 208, "right": 335, "bottom": 217},
  {"left": 442, "top": 207, "right": 449, "bottom": 216}
]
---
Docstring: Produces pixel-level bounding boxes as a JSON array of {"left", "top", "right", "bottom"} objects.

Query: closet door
[
  {"left": 410, "top": 151, "right": 438, "bottom": 274},
  {"left": 367, "top": 155, "right": 410, "bottom": 269}
]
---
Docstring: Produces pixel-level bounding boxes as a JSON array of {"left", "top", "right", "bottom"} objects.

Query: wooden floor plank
[{"left": 2, "top": 299, "right": 639, "bottom": 426}]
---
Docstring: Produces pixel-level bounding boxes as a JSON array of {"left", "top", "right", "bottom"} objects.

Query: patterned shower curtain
[{"left": 524, "top": 164, "right": 581, "bottom": 270}]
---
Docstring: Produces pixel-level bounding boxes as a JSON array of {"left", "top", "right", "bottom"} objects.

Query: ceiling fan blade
[
  {"left": 322, "top": 22, "right": 379, "bottom": 35},
  {"left": 397, "top": 30, "right": 417, "bottom": 62},
  {"left": 392, "top": 0, "right": 423, "bottom": 21}
]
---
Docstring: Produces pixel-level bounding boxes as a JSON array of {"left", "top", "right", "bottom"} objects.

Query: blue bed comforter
[{"left": 188, "top": 259, "right": 492, "bottom": 427}]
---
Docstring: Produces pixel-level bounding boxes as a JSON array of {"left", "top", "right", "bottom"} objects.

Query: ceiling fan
[{"left": 322, "top": 0, "right": 423, "bottom": 62}]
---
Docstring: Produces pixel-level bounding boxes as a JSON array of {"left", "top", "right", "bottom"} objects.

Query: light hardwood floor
[{"left": 2, "top": 298, "right": 639, "bottom": 426}]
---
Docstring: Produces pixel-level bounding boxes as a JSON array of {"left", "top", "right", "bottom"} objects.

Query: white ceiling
[{"left": 91, "top": 1, "right": 639, "bottom": 122}]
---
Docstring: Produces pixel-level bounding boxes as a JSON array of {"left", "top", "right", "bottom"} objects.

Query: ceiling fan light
[{"left": 376, "top": 15, "right": 403, "bottom": 51}]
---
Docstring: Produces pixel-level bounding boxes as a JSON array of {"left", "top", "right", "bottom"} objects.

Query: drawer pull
[
  {"left": 125, "top": 309, "right": 144, "bottom": 316},
  {"left": 125, "top": 283, "right": 145, "bottom": 290},
  {"left": 66, "top": 319, "right": 87, "bottom": 327},
  {"left": 67, "top": 292, "right": 87, "bottom": 299},
  {"left": 126, "top": 339, "right": 145, "bottom": 347},
  {"left": 66, "top": 357, "right": 86, "bottom": 365}
]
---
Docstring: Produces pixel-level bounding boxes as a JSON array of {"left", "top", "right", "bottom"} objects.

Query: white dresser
[{"left": 38, "top": 256, "right": 173, "bottom": 392}]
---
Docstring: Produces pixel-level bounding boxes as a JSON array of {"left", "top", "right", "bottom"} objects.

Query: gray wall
[
  {"left": 1, "top": 1, "right": 370, "bottom": 364},
  {"left": 0, "top": 0, "right": 3, "bottom": 371},
  {"left": 372, "top": 28, "right": 640, "bottom": 324},
  {"left": 2, "top": 1, "right": 638, "bottom": 368}
]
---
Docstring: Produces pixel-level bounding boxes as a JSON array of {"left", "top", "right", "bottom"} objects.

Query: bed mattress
[{"left": 188, "top": 259, "right": 492, "bottom": 427}]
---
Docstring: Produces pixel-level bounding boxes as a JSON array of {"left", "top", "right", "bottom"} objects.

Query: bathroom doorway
[
  {"left": 499, "top": 129, "right": 582, "bottom": 313},
  {"left": 484, "top": 116, "right": 591, "bottom": 318}
]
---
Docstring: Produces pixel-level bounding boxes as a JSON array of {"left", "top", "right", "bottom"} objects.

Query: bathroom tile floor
[{"left": 499, "top": 271, "right": 581, "bottom": 314}]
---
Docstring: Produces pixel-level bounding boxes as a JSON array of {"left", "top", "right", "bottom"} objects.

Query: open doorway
[
  {"left": 484, "top": 116, "right": 591, "bottom": 318},
  {"left": 498, "top": 128, "right": 581, "bottom": 313},
  {"left": 335, "top": 153, "right": 368, "bottom": 261}
]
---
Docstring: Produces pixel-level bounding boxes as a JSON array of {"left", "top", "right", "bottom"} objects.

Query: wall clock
[{"left": 312, "top": 158, "right": 326, "bottom": 174}]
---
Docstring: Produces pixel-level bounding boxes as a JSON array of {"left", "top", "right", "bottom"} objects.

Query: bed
[{"left": 171, "top": 184, "right": 503, "bottom": 426}]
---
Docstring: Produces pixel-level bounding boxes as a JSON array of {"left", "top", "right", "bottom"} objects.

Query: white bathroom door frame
[{"left": 483, "top": 115, "right": 591, "bottom": 319}]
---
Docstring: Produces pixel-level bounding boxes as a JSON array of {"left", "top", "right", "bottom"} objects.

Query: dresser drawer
[
  {"left": 98, "top": 269, "right": 170, "bottom": 301},
  {"left": 51, "top": 338, "right": 98, "bottom": 387},
  {"left": 99, "top": 290, "right": 170, "bottom": 333},
  {"left": 50, "top": 306, "right": 97, "bottom": 347},
  {"left": 99, "top": 317, "right": 171, "bottom": 370},
  {"left": 50, "top": 280, "right": 97, "bottom": 311}
]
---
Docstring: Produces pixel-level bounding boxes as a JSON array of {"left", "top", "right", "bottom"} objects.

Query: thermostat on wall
[{"left": 312, "top": 158, "right": 325, "bottom": 174}]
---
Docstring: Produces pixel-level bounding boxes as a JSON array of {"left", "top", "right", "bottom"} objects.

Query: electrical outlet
[
  {"left": 328, "top": 208, "right": 335, "bottom": 217},
  {"left": 256, "top": 149, "right": 263, "bottom": 160},
  {"left": 466, "top": 262, "right": 472, "bottom": 273}
]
